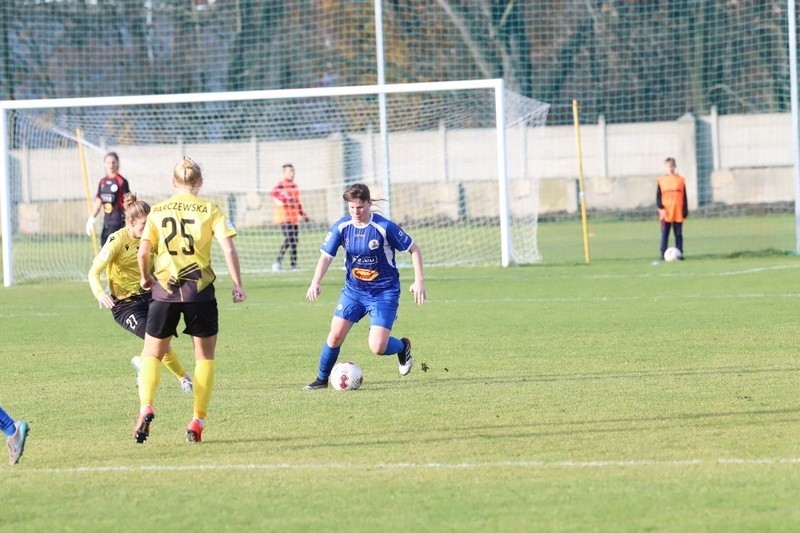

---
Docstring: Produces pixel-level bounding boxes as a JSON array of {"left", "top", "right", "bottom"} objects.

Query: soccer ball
[
  {"left": 330, "top": 361, "right": 364, "bottom": 391},
  {"left": 664, "top": 247, "right": 682, "bottom": 262}
]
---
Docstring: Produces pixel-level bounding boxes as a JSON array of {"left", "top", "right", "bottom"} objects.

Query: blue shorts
[{"left": 334, "top": 287, "right": 400, "bottom": 329}]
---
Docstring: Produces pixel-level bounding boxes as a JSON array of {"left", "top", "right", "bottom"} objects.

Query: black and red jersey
[{"left": 95, "top": 174, "right": 130, "bottom": 228}]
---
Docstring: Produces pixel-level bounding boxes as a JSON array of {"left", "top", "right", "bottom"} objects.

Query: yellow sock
[
  {"left": 138, "top": 355, "right": 162, "bottom": 409},
  {"left": 162, "top": 349, "right": 189, "bottom": 380},
  {"left": 193, "top": 359, "right": 216, "bottom": 420}
]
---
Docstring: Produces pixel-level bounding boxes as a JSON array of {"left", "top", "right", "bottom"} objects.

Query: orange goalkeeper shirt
[
  {"left": 271, "top": 179, "right": 306, "bottom": 224},
  {"left": 657, "top": 173, "right": 688, "bottom": 223}
]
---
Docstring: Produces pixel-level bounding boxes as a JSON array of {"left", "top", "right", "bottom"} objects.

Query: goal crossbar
[{"left": 0, "top": 78, "right": 528, "bottom": 286}]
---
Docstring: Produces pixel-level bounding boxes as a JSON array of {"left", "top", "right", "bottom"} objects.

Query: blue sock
[
  {"left": 318, "top": 344, "right": 341, "bottom": 380},
  {"left": 384, "top": 336, "right": 404, "bottom": 356},
  {"left": 0, "top": 406, "right": 15, "bottom": 437}
]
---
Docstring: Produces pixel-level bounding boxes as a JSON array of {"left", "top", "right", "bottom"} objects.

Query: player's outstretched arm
[
  {"left": 220, "top": 236, "right": 246, "bottom": 303},
  {"left": 138, "top": 239, "right": 154, "bottom": 291},
  {"left": 408, "top": 242, "right": 426, "bottom": 305},
  {"left": 307, "top": 254, "right": 334, "bottom": 301},
  {"left": 88, "top": 248, "right": 116, "bottom": 309}
]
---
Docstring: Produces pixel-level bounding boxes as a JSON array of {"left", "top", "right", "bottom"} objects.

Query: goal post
[{"left": 1, "top": 79, "right": 550, "bottom": 286}]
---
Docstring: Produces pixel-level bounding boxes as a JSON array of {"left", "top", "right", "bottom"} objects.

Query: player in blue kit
[
  {"left": 304, "top": 183, "right": 427, "bottom": 390},
  {"left": 1, "top": 405, "right": 29, "bottom": 465}
]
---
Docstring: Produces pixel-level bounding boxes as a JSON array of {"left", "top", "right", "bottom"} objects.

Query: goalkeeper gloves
[{"left": 85, "top": 216, "right": 95, "bottom": 236}]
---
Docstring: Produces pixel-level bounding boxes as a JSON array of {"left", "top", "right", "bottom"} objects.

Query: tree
[{"left": 431, "top": 0, "right": 533, "bottom": 97}]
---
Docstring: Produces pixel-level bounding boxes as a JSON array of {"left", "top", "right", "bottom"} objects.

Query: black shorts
[
  {"left": 112, "top": 293, "right": 151, "bottom": 340},
  {"left": 146, "top": 299, "right": 219, "bottom": 339}
]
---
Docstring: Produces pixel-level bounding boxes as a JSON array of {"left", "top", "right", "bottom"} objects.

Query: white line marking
[{"left": 9, "top": 458, "right": 800, "bottom": 474}]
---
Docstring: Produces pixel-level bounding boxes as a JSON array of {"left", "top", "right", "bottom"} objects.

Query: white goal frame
[{"left": 1, "top": 78, "right": 515, "bottom": 287}]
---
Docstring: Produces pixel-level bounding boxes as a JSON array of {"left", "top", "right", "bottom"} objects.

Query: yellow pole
[
  {"left": 572, "top": 100, "right": 591, "bottom": 264},
  {"left": 77, "top": 128, "right": 98, "bottom": 256}
]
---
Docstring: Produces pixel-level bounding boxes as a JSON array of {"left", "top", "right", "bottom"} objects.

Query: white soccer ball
[
  {"left": 664, "top": 247, "right": 682, "bottom": 262},
  {"left": 330, "top": 361, "right": 364, "bottom": 391}
]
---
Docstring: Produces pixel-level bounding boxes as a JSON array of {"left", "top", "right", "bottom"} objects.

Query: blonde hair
[
  {"left": 173, "top": 156, "right": 203, "bottom": 193},
  {"left": 123, "top": 192, "right": 150, "bottom": 222}
]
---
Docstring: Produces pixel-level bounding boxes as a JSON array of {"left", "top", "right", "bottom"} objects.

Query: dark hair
[
  {"left": 664, "top": 157, "right": 676, "bottom": 165},
  {"left": 282, "top": 163, "right": 294, "bottom": 170},
  {"left": 104, "top": 151, "right": 119, "bottom": 162},
  {"left": 122, "top": 192, "right": 150, "bottom": 221},
  {"left": 342, "top": 183, "right": 371, "bottom": 203}
]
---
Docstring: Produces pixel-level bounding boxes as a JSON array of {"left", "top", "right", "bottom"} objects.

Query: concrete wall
[{"left": 9, "top": 110, "right": 794, "bottom": 234}]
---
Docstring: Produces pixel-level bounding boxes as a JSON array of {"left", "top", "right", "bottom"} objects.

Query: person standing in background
[
  {"left": 86, "top": 152, "right": 131, "bottom": 245},
  {"left": 656, "top": 157, "right": 688, "bottom": 260},
  {"left": 271, "top": 163, "right": 309, "bottom": 272}
]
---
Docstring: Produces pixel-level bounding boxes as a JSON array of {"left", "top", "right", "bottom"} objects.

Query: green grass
[
  {"left": 3, "top": 253, "right": 800, "bottom": 530},
  {"left": 5, "top": 214, "right": 796, "bottom": 282}
]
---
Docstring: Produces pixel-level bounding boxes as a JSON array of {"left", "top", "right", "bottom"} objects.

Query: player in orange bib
[
  {"left": 656, "top": 157, "right": 688, "bottom": 260},
  {"left": 270, "top": 163, "right": 309, "bottom": 272}
]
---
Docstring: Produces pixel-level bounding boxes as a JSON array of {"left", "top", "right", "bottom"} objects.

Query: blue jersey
[{"left": 321, "top": 212, "right": 413, "bottom": 294}]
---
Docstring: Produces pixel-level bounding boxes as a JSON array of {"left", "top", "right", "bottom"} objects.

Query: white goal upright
[{"left": 1, "top": 79, "right": 549, "bottom": 286}]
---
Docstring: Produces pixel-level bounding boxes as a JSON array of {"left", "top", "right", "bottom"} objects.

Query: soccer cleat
[
  {"left": 133, "top": 406, "right": 155, "bottom": 444},
  {"left": 131, "top": 356, "right": 142, "bottom": 388},
  {"left": 271, "top": 261, "right": 281, "bottom": 273},
  {"left": 303, "top": 378, "right": 329, "bottom": 390},
  {"left": 7, "top": 421, "right": 30, "bottom": 465},
  {"left": 398, "top": 338, "right": 413, "bottom": 376},
  {"left": 180, "top": 375, "right": 193, "bottom": 393},
  {"left": 186, "top": 419, "right": 203, "bottom": 443}
]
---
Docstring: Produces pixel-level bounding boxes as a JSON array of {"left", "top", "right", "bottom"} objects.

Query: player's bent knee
[{"left": 369, "top": 342, "right": 387, "bottom": 355}]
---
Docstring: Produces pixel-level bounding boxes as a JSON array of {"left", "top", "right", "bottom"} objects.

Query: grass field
[
  {"left": 2, "top": 243, "right": 800, "bottom": 530},
  {"left": 6, "top": 213, "right": 796, "bottom": 283}
]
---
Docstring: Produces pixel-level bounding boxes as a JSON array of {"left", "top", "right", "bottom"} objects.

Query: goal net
[{"left": 1, "top": 80, "right": 549, "bottom": 285}]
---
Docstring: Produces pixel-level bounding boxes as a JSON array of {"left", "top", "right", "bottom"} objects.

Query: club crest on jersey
[
  {"left": 368, "top": 239, "right": 379, "bottom": 250},
  {"left": 351, "top": 268, "right": 379, "bottom": 281}
]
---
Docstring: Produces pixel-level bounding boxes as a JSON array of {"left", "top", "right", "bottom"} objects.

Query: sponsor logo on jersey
[{"left": 351, "top": 268, "right": 379, "bottom": 281}]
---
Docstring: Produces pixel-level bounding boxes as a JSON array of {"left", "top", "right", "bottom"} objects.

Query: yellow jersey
[
  {"left": 88, "top": 226, "right": 146, "bottom": 301},
  {"left": 142, "top": 192, "right": 237, "bottom": 302}
]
